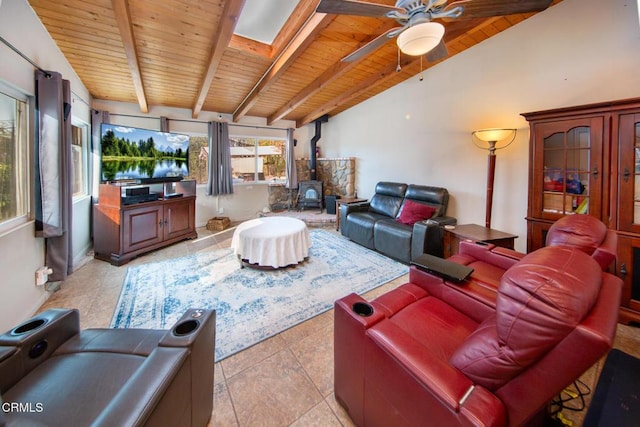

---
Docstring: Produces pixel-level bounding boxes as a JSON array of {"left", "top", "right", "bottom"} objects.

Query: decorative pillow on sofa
[{"left": 396, "top": 199, "right": 436, "bottom": 225}]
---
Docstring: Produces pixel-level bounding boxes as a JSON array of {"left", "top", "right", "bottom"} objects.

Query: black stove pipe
[{"left": 310, "top": 114, "right": 329, "bottom": 180}]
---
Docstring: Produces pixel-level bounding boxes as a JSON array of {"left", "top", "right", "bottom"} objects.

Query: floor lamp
[{"left": 472, "top": 128, "right": 517, "bottom": 229}]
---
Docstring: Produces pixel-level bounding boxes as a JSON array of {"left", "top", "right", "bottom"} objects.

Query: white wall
[
  {"left": 319, "top": 0, "right": 640, "bottom": 252},
  {"left": 0, "top": 0, "right": 92, "bottom": 331},
  {"left": 91, "top": 100, "right": 311, "bottom": 225}
]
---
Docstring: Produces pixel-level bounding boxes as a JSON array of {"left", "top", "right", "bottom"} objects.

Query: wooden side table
[
  {"left": 335, "top": 197, "right": 367, "bottom": 231},
  {"left": 443, "top": 224, "right": 518, "bottom": 258}
]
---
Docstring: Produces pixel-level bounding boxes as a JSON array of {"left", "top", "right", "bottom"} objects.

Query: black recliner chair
[
  {"left": 340, "top": 182, "right": 456, "bottom": 263},
  {"left": 0, "top": 308, "right": 215, "bottom": 427}
]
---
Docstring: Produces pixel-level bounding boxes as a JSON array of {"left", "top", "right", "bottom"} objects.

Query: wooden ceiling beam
[
  {"left": 296, "top": 18, "right": 493, "bottom": 127},
  {"left": 267, "top": 19, "right": 398, "bottom": 125},
  {"left": 192, "top": 0, "right": 246, "bottom": 118},
  {"left": 233, "top": 12, "right": 334, "bottom": 123},
  {"left": 111, "top": 0, "right": 148, "bottom": 113},
  {"left": 296, "top": 57, "right": 411, "bottom": 128},
  {"left": 228, "top": 1, "right": 320, "bottom": 61},
  {"left": 228, "top": 34, "right": 272, "bottom": 59},
  {"left": 271, "top": 0, "right": 322, "bottom": 56}
]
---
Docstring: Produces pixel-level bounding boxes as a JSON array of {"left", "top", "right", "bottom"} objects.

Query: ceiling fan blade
[
  {"left": 341, "top": 27, "right": 401, "bottom": 62},
  {"left": 444, "top": 0, "right": 553, "bottom": 19},
  {"left": 425, "top": 39, "right": 448, "bottom": 62},
  {"left": 316, "top": 0, "right": 401, "bottom": 18}
]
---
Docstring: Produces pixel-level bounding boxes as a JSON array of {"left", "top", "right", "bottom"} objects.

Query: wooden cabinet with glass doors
[
  {"left": 614, "top": 110, "right": 640, "bottom": 323},
  {"left": 523, "top": 98, "right": 640, "bottom": 324}
]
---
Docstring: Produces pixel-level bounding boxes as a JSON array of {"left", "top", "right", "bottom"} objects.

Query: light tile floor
[{"left": 35, "top": 225, "right": 640, "bottom": 427}]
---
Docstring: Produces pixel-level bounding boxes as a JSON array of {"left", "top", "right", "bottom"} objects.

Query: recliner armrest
[
  {"left": 335, "top": 293, "right": 386, "bottom": 328},
  {"left": 491, "top": 246, "right": 526, "bottom": 262},
  {"left": 339, "top": 202, "right": 373, "bottom": 237},
  {"left": 0, "top": 346, "right": 16, "bottom": 363},
  {"left": 158, "top": 308, "right": 216, "bottom": 427},
  {"left": 339, "top": 201, "right": 370, "bottom": 216},
  {"left": 92, "top": 347, "right": 190, "bottom": 427},
  {"left": 457, "top": 240, "right": 522, "bottom": 271},
  {"left": 411, "top": 216, "right": 457, "bottom": 258},
  {"left": 159, "top": 308, "right": 216, "bottom": 348},
  {"left": 424, "top": 215, "right": 457, "bottom": 227},
  {"left": 0, "top": 309, "right": 80, "bottom": 392}
]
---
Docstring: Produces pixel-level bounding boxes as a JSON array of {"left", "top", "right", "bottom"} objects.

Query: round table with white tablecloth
[{"left": 230, "top": 217, "right": 311, "bottom": 269}]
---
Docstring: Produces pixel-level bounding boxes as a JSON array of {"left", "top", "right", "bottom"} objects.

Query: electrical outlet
[
  {"left": 35, "top": 266, "right": 53, "bottom": 286},
  {"left": 218, "top": 207, "right": 224, "bottom": 214}
]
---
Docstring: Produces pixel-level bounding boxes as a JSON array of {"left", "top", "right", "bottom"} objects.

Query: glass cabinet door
[
  {"left": 533, "top": 118, "right": 603, "bottom": 220},
  {"left": 618, "top": 113, "right": 640, "bottom": 233}
]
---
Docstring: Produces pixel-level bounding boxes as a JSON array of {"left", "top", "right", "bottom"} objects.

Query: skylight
[{"left": 234, "top": 0, "right": 301, "bottom": 45}]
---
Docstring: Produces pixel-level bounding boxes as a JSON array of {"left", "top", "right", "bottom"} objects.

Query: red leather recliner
[
  {"left": 448, "top": 214, "right": 618, "bottom": 292},
  {"left": 334, "top": 246, "right": 622, "bottom": 426}
]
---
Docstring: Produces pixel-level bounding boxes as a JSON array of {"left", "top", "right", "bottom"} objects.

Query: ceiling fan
[{"left": 317, "top": 0, "right": 553, "bottom": 62}]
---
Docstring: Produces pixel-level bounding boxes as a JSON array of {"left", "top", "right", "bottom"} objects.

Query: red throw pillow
[{"left": 396, "top": 200, "right": 436, "bottom": 225}]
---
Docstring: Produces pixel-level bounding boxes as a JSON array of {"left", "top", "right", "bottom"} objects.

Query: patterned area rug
[{"left": 111, "top": 229, "right": 408, "bottom": 361}]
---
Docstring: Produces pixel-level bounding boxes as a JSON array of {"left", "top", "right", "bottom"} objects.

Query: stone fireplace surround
[{"left": 268, "top": 157, "right": 356, "bottom": 211}]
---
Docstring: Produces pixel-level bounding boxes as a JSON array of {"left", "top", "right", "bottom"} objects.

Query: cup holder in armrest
[
  {"left": 173, "top": 319, "right": 200, "bottom": 336},
  {"left": 11, "top": 318, "right": 47, "bottom": 336},
  {"left": 352, "top": 302, "right": 374, "bottom": 317}
]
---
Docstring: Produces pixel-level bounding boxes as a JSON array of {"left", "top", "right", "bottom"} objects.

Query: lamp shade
[
  {"left": 397, "top": 22, "right": 445, "bottom": 56},
  {"left": 472, "top": 128, "right": 516, "bottom": 143}
]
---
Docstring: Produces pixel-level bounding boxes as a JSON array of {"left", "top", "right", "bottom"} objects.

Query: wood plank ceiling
[{"left": 28, "top": 0, "right": 562, "bottom": 128}]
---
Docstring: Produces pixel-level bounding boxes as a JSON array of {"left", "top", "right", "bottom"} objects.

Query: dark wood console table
[
  {"left": 93, "top": 180, "right": 197, "bottom": 265},
  {"left": 443, "top": 224, "right": 518, "bottom": 258}
]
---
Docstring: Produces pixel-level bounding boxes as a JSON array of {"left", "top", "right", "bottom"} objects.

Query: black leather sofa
[
  {"left": 340, "top": 182, "right": 455, "bottom": 263},
  {"left": 0, "top": 308, "right": 215, "bottom": 427}
]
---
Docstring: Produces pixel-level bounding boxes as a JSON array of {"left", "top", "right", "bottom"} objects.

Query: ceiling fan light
[{"left": 397, "top": 22, "right": 445, "bottom": 56}]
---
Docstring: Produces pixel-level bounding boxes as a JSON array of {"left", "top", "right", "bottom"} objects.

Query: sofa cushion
[
  {"left": 405, "top": 185, "right": 449, "bottom": 217},
  {"left": 344, "top": 212, "right": 388, "bottom": 249},
  {"left": 396, "top": 199, "right": 436, "bottom": 225},
  {"left": 54, "top": 328, "right": 167, "bottom": 356},
  {"left": 449, "top": 246, "right": 602, "bottom": 390},
  {"left": 4, "top": 352, "right": 147, "bottom": 425},
  {"left": 369, "top": 182, "right": 407, "bottom": 218},
  {"left": 374, "top": 219, "right": 413, "bottom": 261}
]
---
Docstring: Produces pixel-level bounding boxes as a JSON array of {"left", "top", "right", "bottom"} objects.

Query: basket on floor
[{"left": 206, "top": 217, "right": 230, "bottom": 231}]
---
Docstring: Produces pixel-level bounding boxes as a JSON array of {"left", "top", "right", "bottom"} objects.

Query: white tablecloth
[{"left": 231, "top": 217, "right": 311, "bottom": 268}]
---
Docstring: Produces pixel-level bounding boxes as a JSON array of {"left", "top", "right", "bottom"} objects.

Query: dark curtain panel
[
  {"left": 35, "top": 70, "right": 73, "bottom": 281},
  {"left": 285, "top": 128, "right": 297, "bottom": 190},
  {"left": 91, "top": 109, "right": 109, "bottom": 192},
  {"left": 160, "top": 116, "right": 169, "bottom": 132},
  {"left": 91, "top": 109, "right": 110, "bottom": 149},
  {"left": 206, "top": 121, "right": 233, "bottom": 196},
  {"left": 90, "top": 109, "right": 109, "bottom": 243}
]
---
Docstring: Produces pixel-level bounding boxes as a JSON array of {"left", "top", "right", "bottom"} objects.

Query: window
[
  {"left": 189, "top": 134, "right": 208, "bottom": 184},
  {"left": 0, "top": 90, "right": 29, "bottom": 228},
  {"left": 71, "top": 121, "right": 89, "bottom": 197},
  {"left": 229, "top": 136, "right": 286, "bottom": 183},
  {"left": 185, "top": 133, "right": 288, "bottom": 186}
]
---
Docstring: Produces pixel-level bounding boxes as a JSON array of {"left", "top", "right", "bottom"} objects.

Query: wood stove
[{"left": 297, "top": 180, "right": 323, "bottom": 211}]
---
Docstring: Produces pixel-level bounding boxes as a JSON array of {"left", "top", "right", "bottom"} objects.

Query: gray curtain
[
  {"left": 160, "top": 116, "right": 169, "bottom": 132},
  {"left": 285, "top": 128, "right": 297, "bottom": 190},
  {"left": 35, "top": 70, "right": 73, "bottom": 281},
  {"left": 206, "top": 121, "right": 233, "bottom": 196}
]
